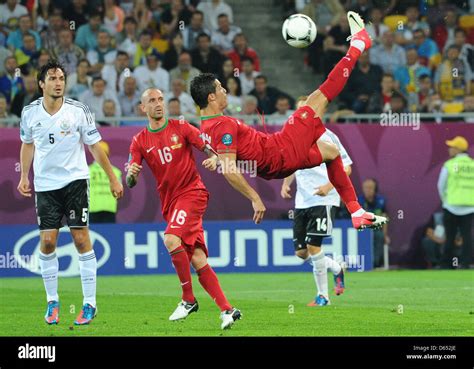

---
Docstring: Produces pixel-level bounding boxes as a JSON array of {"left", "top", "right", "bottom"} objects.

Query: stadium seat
[
  {"left": 383, "top": 15, "right": 408, "bottom": 31},
  {"left": 459, "top": 14, "right": 474, "bottom": 30}
]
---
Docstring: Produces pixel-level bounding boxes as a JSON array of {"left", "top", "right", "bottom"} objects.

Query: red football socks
[
  {"left": 169, "top": 246, "right": 195, "bottom": 303},
  {"left": 319, "top": 46, "right": 361, "bottom": 102},
  {"left": 197, "top": 264, "right": 232, "bottom": 311},
  {"left": 326, "top": 156, "right": 362, "bottom": 214}
]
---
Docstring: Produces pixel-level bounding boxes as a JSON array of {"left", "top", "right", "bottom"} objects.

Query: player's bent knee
[
  {"left": 318, "top": 140, "right": 340, "bottom": 162},
  {"left": 164, "top": 234, "right": 182, "bottom": 251}
]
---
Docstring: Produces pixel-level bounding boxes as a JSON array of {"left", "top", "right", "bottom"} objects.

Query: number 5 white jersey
[
  {"left": 20, "top": 97, "right": 102, "bottom": 192},
  {"left": 294, "top": 129, "right": 353, "bottom": 209}
]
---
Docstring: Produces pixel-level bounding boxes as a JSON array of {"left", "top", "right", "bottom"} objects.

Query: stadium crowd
[{"left": 0, "top": 0, "right": 472, "bottom": 128}]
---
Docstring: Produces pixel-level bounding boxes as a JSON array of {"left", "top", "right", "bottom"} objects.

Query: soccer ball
[{"left": 282, "top": 14, "right": 317, "bottom": 48}]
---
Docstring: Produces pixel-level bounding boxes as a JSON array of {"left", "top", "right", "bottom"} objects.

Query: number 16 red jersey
[{"left": 128, "top": 118, "right": 208, "bottom": 214}]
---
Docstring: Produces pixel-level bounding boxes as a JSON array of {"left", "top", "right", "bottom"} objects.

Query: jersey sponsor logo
[
  {"left": 87, "top": 129, "right": 98, "bottom": 136},
  {"left": 146, "top": 146, "right": 155, "bottom": 153},
  {"left": 13, "top": 228, "right": 111, "bottom": 277},
  {"left": 222, "top": 133, "right": 233, "bottom": 146}
]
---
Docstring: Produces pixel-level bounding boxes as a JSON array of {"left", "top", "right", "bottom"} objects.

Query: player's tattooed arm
[
  {"left": 126, "top": 163, "right": 142, "bottom": 188},
  {"left": 281, "top": 174, "right": 295, "bottom": 199},
  {"left": 218, "top": 153, "right": 266, "bottom": 224}
]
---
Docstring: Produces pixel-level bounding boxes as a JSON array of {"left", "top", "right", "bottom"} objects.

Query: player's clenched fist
[
  {"left": 127, "top": 162, "right": 142, "bottom": 177},
  {"left": 202, "top": 157, "right": 218, "bottom": 171},
  {"left": 17, "top": 177, "right": 32, "bottom": 197}
]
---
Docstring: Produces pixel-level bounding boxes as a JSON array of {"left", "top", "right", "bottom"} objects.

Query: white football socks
[
  {"left": 311, "top": 250, "right": 328, "bottom": 299},
  {"left": 325, "top": 256, "right": 342, "bottom": 276},
  {"left": 39, "top": 251, "right": 59, "bottom": 302},
  {"left": 78, "top": 250, "right": 97, "bottom": 307},
  {"left": 351, "top": 208, "right": 365, "bottom": 217}
]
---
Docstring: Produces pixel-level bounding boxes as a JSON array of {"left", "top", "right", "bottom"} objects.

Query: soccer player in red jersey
[
  {"left": 126, "top": 88, "right": 241, "bottom": 329},
  {"left": 191, "top": 12, "right": 387, "bottom": 230}
]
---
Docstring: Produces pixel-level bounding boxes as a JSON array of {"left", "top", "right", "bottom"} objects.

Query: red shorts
[
  {"left": 163, "top": 189, "right": 209, "bottom": 259},
  {"left": 262, "top": 106, "right": 326, "bottom": 179}
]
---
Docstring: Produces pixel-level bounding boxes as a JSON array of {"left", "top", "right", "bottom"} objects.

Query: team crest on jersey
[
  {"left": 170, "top": 134, "right": 182, "bottom": 150},
  {"left": 301, "top": 112, "right": 308, "bottom": 119},
  {"left": 222, "top": 133, "right": 233, "bottom": 146},
  {"left": 59, "top": 119, "right": 72, "bottom": 136}
]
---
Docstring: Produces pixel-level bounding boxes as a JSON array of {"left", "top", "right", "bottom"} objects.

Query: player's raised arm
[
  {"left": 218, "top": 152, "right": 266, "bottom": 224},
  {"left": 88, "top": 142, "right": 124, "bottom": 199}
]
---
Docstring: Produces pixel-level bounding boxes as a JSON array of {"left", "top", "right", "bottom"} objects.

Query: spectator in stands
[
  {"left": 182, "top": 10, "right": 209, "bottom": 50},
  {"left": 350, "top": 0, "right": 372, "bottom": 20},
  {"left": 161, "top": 0, "right": 192, "bottom": 34},
  {"left": 10, "top": 74, "right": 39, "bottom": 117},
  {"left": 103, "top": 0, "right": 125, "bottom": 35},
  {"left": 358, "top": 178, "right": 389, "bottom": 268},
  {"left": 132, "top": 0, "right": 153, "bottom": 32},
  {"left": 269, "top": 96, "right": 294, "bottom": 125},
  {"left": 223, "top": 76, "right": 242, "bottom": 115},
  {"left": 239, "top": 56, "right": 260, "bottom": 95},
  {"left": 7, "top": 14, "right": 42, "bottom": 51},
  {"left": 367, "top": 73, "right": 396, "bottom": 113},
  {"left": 435, "top": 45, "right": 471, "bottom": 102},
  {"left": 0, "top": 0, "right": 28, "bottom": 34},
  {"left": 79, "top": 76, "right": 121, "bottom": 119},
  {"left": 415, "top": 74, "right": 437, "bottom": 113},
  {"left": 32, "top": 0, "right": 55, "bottom": 32},
  {"left": 0, "top": 45, "right": 13, "bottom": 77},
  {"left": 322, "top": 15, "right": 350, "bottom": 74},
  {"left": 0, "top": 56, "right": 24, "bottom": 104},
  {"left": 66, "top": 58, "right": 92, "bottom": 100},
  {"left": 98, "top": 99, "right": 120, "bottom": 126},
  {"left": 0, "top": 93, "right": 17, "bottom": 127},
  {"left": 134, "top": 50, "right": 170, "bottom": 92},
  {"left": 394, "top": 5, "right": 430, "bottom": 47},
  {"left": 87, "top": 30, "right": 117, "bottom": 74},
  {"left": 365, "top": 7, "right": 388, "bottom": 46},
  {"left": 162, "top": 32, "right": 187, "bottom": 71},
  {"left": 394, "top": 47, "right": 431, "bottom": 96},
  {"left": 32, "top": 50, "right": 50, "bottom": 77},
  {"left": 228, "top": 33, "right": 260, "bottom": 72},
  {"left": 191, "top": 32, "right": 223, "bottom": 75},
  {"left": 370, "top": 30, "right": 406, "bottom": 74},
  {"left": 169, "top": 51, "right": 201, "bottom": 93},
  {"left": 425, "top": 0, "right": 460, "bottom": 31},
  {"left": 389, "top": 92, "right": 408, "bottom": 114},
  {"left": 101, "top": 51, "right": 130, "bottom": 95},
  {"left": 165, "top": 78, "right": 196, "bottom": 115},
  {"left": 433, "top": 9, "right": 459, "bottom": 52},
  {"left": 250, "top": 75, "right": 295, "bottom": 115},
  {"left": 52, "top": 29, "right": 85, "bottom": 75},
  {"left": 303, "top": 0, "right": 345, "bottom": 73},
  {"left": 118, "top": 17, "right": 139, "bottom": 58},
  {"left": 240, "top": 94, "right": 260, "bottom": 125},
  {"left": 341, "top": 50, "right": 383, "bottom": 113},
  {"left": 89, "top": 140, "right": 122, "bottom": 223},
  {"left": 197, "top": 0, "right": 233, "bottom": 31},
  {"left": 211, "top": 13, "right": 242, "bottom": 53},
  {"left": 39, "top": 12, "right": 63, "bottom": 52},
  {"left": 449, "top": 29, "right": 473, "bottom": 78},
  {"left": 118, "top": 76, "right": 140, "bottom": 117},
  {"left": 463, "top": 95, "right": 474, "bottom": 123},
  {"left": 75, "top": 12, "right": 107, "bottom": 52},
  {"left": 422, "top": 211, "right": 446, "bottom": 269},
  {"left": 133, "top": 30, "right": 158, "bottom": 68},
  {"left": 15, "top": 34, "right": 41, "bottom": 74},
  {"left": 438, "top": 136, "right": 474, "bottom": 269},
  {"left": 62, "top": 0, "right": 88, "bottom": 29},
  {"left": 412, "top": 29, "right": 441, "bottom": 70},
  {"left": 168, "top": 97, "right": 182, "bottom": 116},
  {"left": 218, "top": 58, "right": 235, "bottom": 82}
]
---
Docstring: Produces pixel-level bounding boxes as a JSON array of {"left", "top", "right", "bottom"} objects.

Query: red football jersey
[
  {"left": 129, "top": 118, "right": 208, "bottom": 213},
  {"left": 200, "top": 113, "right": 283, "bottom": 177}
]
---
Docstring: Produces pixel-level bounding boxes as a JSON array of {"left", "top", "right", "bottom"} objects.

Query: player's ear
[{"left": 140, "top": 103, "right": 146, "bottom": 114}]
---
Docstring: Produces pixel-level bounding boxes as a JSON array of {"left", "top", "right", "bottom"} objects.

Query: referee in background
[{"left": 437, "top": 136, "right": 474, "bottom": 269}]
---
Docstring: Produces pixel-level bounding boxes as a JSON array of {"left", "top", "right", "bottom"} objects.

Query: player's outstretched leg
[
  {"left": 192, "top": 249, "right": 242, "bottom": 329},
  {"left": 165, "top": 235, "right": 199, "bottom": 321}
]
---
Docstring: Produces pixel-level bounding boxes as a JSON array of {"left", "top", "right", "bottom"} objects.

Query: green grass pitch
[{"left": 1, "top": 270, "right": 473, "bottom": 336}]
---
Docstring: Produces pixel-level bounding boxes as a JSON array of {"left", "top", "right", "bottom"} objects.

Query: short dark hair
[
  {"left": 391, "top": 92, "right": 406, "bottom": 105},
  {"left": 217, "top": 13, "right": 229, "bottom": 19},
  {"left": 168, "top": 97, "right": 180, "bottom": 104},
  {"left": 190, "top": 73, "right": 217, "bottom": 109},
  {"left": 419, "top": 74, "right": 431, "bottom": 82},
  {"left": 37, "top": 59, "right": 67, "bottom": 92},
  {"left": 255, "top": 75, "right": 267, "bottom": 83},
  {"left": 124, "top": 16, "right": 137, "bottom": 25},
  {"left": 240, "top": 56, "right": 253, "bottom": 64},
  {"left": 196, "top": 32, "right": 210, "bottom": 42},
  {"left": 117, "top": 50, "right": 129, "bottom": 58},
  {"left": 77, "top": 58, "right": 90, "bottom": 67},
  {"left": 192, "top": 10, "right": 204, "bottom": 18},
  {"left": 454, "top": 27, "right": 466, "bottom": 36},
  {"left": 92, "top": 76, "right": 106, "bottom": 85}
]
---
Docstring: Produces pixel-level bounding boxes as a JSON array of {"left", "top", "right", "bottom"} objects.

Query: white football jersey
[
  {"left": 20, "top": 97, "right": 101, "bottom": 192},
  {"left": 294, "top": 129, "right": 353, "bottom": 209}
]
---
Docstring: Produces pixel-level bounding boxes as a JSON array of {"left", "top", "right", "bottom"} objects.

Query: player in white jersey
[
  {"left": 281, "top": 112, "right": 351, "bottom": 306},
  {"left": 17, "top": 60, "right": 124, "bottom": 325}
]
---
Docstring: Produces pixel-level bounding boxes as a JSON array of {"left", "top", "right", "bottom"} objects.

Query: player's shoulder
[
  {"left": 21, "top": 98, "right": 42, "bottom": 116},
  {"left": 132, "top": 127, "right": 148, "bottom": 143},
  {"left": 64, "top": 97, "right": 89, "bottom": 112}
]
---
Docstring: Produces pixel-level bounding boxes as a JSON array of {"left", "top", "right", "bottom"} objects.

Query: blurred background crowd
[{"left": 0, "top": 0, "right": 472, "bottom": 126}]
